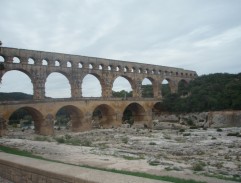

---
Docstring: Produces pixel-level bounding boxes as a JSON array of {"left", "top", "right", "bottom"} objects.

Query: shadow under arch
[
  {"left": 55, "top": 105, "right": 86, "bottom": 132},
  {"left": 92, "top": 104, "right": 116, "bottom": 128},
  {"left": 122, "top": 102, "right": 146, "bottom": 126},
  {"left": 178, "top": 79, "right": 189, "bottom": 96},
  {"left": 8, "top": 107, "right": 43, "bottom": 134}
]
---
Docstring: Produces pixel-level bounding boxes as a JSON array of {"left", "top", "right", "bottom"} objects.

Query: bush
[
  {"left": 227, "top": 132, "right": 239, "bottom": 136},
  {"left": 55, "top": 136, "right": 65, "bottom": 143},
  {"left": 183, "top": 133, "right": 191, "bottom": 136},
  {"left": 192, "top": 162, "right": 205, "bottom": 171},
  {"left": 121, "top": 137, "right": 129, "bottom": 144},
  {"left": 149, "top": 142, "right": 157, "bottom": 145},
  {"left": 217, "top": 128, "right": 223, "bottom": 132},
  {"left": 179, "top": 129, "right": 185, "bottom": 132}
]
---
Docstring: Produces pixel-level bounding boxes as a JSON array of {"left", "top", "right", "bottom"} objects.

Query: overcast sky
[{"left": 0, "top": 0, "right": 241, "bottom": 97}]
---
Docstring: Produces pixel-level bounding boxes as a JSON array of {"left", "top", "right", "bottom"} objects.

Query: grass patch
[
  {"left": 122, "top": 155, "right": 144, "bottom": 160},
  {"left": 149, "top": 142, "right": 156, "bottom": 145},
  {"left": 0, "top": 145, "right": 207, "bottom": 183},
  {"left": 203, "top": 173, "right": 241, "bottom": 182},
  {"left": 54, "top": 136, "right": 92, "bottom": 146},
  {"left": 192, "top": 161, "right": 206, "bottom": 171}
]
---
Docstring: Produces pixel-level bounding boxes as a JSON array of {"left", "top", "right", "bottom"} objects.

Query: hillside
[
  {"left": 161, "top": 73, "right": 241, "bottom": 112},
  {"left": 0, "top": 92, "right": 33, "bottom": 101}
]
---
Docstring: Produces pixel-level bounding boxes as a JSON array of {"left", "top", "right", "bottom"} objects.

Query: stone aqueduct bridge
[{"left": 0, "top": 47, "right": 197, "bottom": 135}]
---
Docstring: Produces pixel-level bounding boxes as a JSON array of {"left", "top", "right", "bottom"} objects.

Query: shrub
[
  {"left": 55, "top": 136, "right": 65, "bottom": 143},
  {"left": 149, "top": 142, "right": 157, "bottom": 145},
  {"left": 217, "top": 128, "right": 223, "bottom": 132},
  {"left": 227, "top": 132, "right": 239, "bottom": 136},
  {"left": 121, "top": 137, "right": 129, "bottom": 144},
  {"left": 183, "top": 133, "right": 191, "bottom": 136},
  {"left": 192, "top": 162, "right": 205, "bottom": 171},
  {"left": 179, "top": 129, "right": 185, "bottom": 132}
]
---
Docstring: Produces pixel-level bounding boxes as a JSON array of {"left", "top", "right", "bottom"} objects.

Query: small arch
[
  {"left": 28, "top": 58, "right": 35, "bottom": 65},
  {"left": 78, "top": 62, "right": 83, "bottom": 68},
  {"left": 82, "top": 74, "right": 102, "bottom": 97},
  {"left": 116, "top": 66, "right": 120, "bottom": 72},
  {"left": 13, "top": 57, "right": 20, "bottom": 63},
  {"left": 92, "top": 104, "right": 115, "bottom": 128},
  {"left": 158, "top": 70, "right": 161, "bottom": 75},
  {"left": 42, "top": 59, "right": 48, "bottom": 66},
  {"left": 181, "top": 73, "right": 183, "bottom": 76},
  {"left": 124, "top": 66, "right": 129, "bottom": 73},
  {"left": 144, "top": 69, "right": 148, "bottom": 74},
  {"left": 55, "top": 105, "right": 84, "bottom": 132},
  {"left": 67, "top": 61, "right": 72, "bottom": 68},
  {"left": 138, "top": 68, "right": 142, "bottom": 73},
  {"left": 122, "top": 103, "right": 146, "bottom": 126},
  {"left": 151, "top": 70, "right": 155, "bottom": 74},
  {"left": 190, "top": 73, "right": 193, "bottom": 76},
  {"left": 108, "top": 65, "right": 112, "bottom": 71},
  {"left": 8, "top": 107, "right": 44, "bottom": 134},
  {"left": 89, "top": 64, "right": 93, "bottom": 69},
  {"left": 55, "top": 60, "right": 60, "bottom": 66},
  {"left": 176, "top": 72, "right": 179, "bottom": 76},
  {"left": 99, "top": 64, "right": 103, "bottom": 70},
  {"left": 0, "top": 55, "right": 5, "bottom": 62},
  {"left": 131, "top": 67, "right": 135, "bottom": 73}
]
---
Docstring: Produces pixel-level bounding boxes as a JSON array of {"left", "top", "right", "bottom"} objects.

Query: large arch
[
  {"left": 178, "top": 79, "right": 189, "bottom": 96},
  {"left": 8, "top": 107, "right": 43, "bottom": 134},
  {"left": 45, "top": 72, "right": 71, "bottom": 98},
  {"left": 92, "top": 104, "right": 116, "bottom": 128},
  {"left": 161, "top": 78, "right": 171, "bottom": 97},
  {"left": 82, "top": 74, "right": 102, "bottom": 97},
  {"left": 141, "top": 77, "right": 154, "bottom": 98},
  {"left": 55, "top": 105, "right": 85, "bottom": 132},
  {"left": 122, "top": 103, "right": 146, "bottom": 126},
  {"left": 0, "top": 70, "right": 33, "bottom": 95},
  {"left": 112, "top": 76, "right": 133, "bottom": 98}
]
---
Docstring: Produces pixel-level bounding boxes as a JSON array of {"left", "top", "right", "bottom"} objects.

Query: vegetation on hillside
[{"left": 162, "top": 73, "right": 241, "bottom": 112}]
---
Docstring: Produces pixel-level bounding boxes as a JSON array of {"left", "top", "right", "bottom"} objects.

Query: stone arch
[
  {"left": 0, "top": 69, "right": 33, "bottom": 94},
  {"left": 122, "top": 102, "right": 146, "bottom": 126},
  {"left": 92, "top": 104, "right": 116, "bottom": 128},
  {"left": 55, "top": 105, "right": 86, "bottom": 132},
  {"left": 13, "top": 56, "right": 20, "bottom": 63},
  {"left": 112, "top": 75, "right": 133, "bottom": 97},
  {"left": 161, "top": 78, "right": 171, "bottom": 97},
  {"left": 45, "top": 72, "right": 71, "bottom": 98},
  {"left": 0, "top": 55, "right": 5, "bottom": 62},
  {"left": 42, "top": 59, "right": 48, "bottom": 66},
  {"left": 55, "top": 60, "right": 60, "bottom": 66},
  {"left": 152, "top": 102, "right": 165, "bottom": 116},
  {"left": 67, "top": 61, "right": 72, "bottom": 68},
  {"left": 28, "top": 58, "right": 35, "bottom": 65},
  {"left": 8, "top": 107, "right": 44, "bottom": 134},
  {"left": 141, "top": 77, "right": 154, "bottom": 98},
  {"left": 178, "top": 79, "right": 189, "bottom": 96},
  {"left": 82, "top": 73, "right": 102, "bottom": 97}
]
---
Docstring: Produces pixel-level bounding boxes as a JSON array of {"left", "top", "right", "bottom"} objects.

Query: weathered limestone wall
[{"left": 153, "top": 110, "right": 241, "bottom": 129}]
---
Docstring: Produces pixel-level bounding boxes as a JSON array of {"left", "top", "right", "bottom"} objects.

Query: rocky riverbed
[{"left": 0, "top": 125, "right": 241, "bottom": 183}]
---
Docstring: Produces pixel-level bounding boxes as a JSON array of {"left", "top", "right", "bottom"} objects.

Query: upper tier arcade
[{"left": 0, "top": 47, "right": 197, "bottom": 100}]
